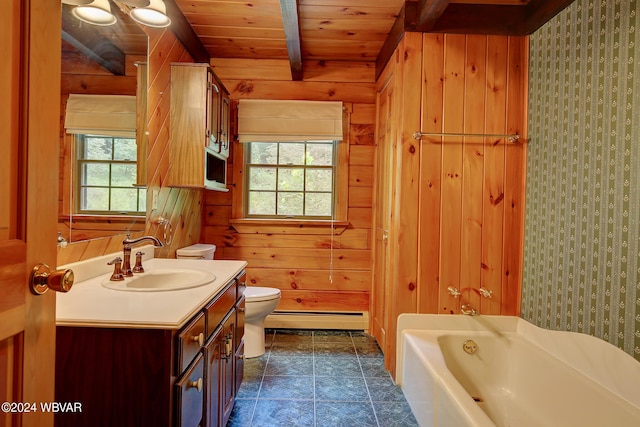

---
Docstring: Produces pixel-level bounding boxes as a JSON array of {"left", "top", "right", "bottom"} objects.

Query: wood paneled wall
[
  {"left": 57, "top": 29, "right": 203, "bottom": 265},
  {"left": 418, "top": 33, "right": 528, "bottom": 316},
  {"left": 143, "top": 28, "right": 203, "bottom": 258},
  {"left": 58, "top": 54, "right": 144, "bottom": 244},
  {"left": 204, "top": 58, "right": 375, "bottom": 313},
  {"left": 371, "top": 32, "right": 528, "bottom": 375}
]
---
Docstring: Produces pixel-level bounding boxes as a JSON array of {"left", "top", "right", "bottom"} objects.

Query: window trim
[
  {"left": 74, "top": 134, "right": 145, "bottom": 215},
  {"left": 232, "top": 139, "right": 348, "bottom": 224},
  {"left": 243, "top": 141, "right": 337, "bottom": 219}
]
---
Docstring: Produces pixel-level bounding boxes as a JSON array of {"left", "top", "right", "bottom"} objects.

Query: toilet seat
[{"left": 244, "top": 286, "right": 281, "bottom": 302}]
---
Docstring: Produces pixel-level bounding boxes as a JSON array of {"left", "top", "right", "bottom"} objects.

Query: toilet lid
[{"left": 244, "top": 286, "right": 281, "bottom": 302}]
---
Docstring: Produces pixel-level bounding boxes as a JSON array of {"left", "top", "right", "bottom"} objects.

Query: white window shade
[
  {"left": 237, "top": 99, "right": 343, "bottom": 142},
  {"left": 64, "top": 94, "right": 136, "bottom": 138}
]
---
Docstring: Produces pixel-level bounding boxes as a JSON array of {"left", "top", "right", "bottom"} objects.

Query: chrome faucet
[
  {"left": 122, "top": 234, "right": 163, "bottom": 276},
  {"left": 461, "top": 304, "right": 478, "bottom": 316}
]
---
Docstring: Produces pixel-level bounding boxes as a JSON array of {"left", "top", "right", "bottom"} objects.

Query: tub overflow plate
[{"left": 462, "top": 339, "right": 478, "bottom": 354}]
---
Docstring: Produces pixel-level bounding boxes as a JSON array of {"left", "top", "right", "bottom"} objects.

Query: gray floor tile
[
  {"left": 365, "top": 376, "right": 407, "bottom": 402},
  {"left": 314, "top": 330, "right": 353, "bottom": 343},
  {"left": 259, "top": 375, "right": 314, "bottom": 399},
  {"left": 359, "top": 357, "right": 390, "bottom": 377},
  {"left": 315, "top": 376, "right": 369, "bottom": 401},
  {"left": 270, "top": 340, "right": 314, "bottom": 356},
  {"left": 265, "top": 355, "right": 314, "bottom": 376},
  {"left": 373, "top": 400, "right": 420, "bottom": 427},
  {"left": 251, "top": 399, "right": 315, "bottom": 427},
  {"left": 314, "top": 341, "right": 357, "bottom": 357},
  {"left": 315, "top": 401, "right": 378, "bottom": 427},
  {"left": 315, "top": 356, "right": 362, "bottom": 377},
  {"left": 226, "top": 399, "right": 256, "bottom": 426},
  {"left": 228, "top": 329, "right": 418, "bottom": 427}
]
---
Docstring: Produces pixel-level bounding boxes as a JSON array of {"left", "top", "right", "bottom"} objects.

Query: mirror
[{"left": 59, "top": 1, "right": 148, "bottom": 243}]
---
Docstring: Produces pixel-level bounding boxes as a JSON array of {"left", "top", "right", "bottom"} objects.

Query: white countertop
[{"left": 56, "top": 257, "right": 247, "bottom": 330}]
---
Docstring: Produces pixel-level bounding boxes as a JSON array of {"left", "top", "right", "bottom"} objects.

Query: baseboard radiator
[{"left": 264, "top": 310, "right": 369, "bottom": 331}]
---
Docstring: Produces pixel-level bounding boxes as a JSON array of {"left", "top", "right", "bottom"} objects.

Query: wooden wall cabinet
[
  {"left": 168, "top": 63, "right": 230, "bottom": 188},
  {"left": 55, "top": 271, "right": 246, "bottom": 427}
]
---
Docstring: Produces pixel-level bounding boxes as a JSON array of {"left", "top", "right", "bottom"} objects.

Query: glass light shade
[
  {"left": 62, "top": 0, "right": 94, "bottom": 5},
  {"left": 71, "top": 0, "right": 117, "bottom": 26},
  {"left": 129, "top": 0, "right": 171, "bottom": 28}
]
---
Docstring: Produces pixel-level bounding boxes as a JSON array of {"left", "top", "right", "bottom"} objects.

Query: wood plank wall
[
  {"left": 57, "top": 28, "right": 203, "bottom": 265},
  {"left": 372, "top": 33, "right": 528, "bottom": 376},
  {"left": 204, "top": 58, "right": 375, "bottom": 313},
  {"left": 143, "top": 28, "right": 203, "bottom": 258},
  {"left": 58, "top": 53, "right": 144, "bottom": 244},
  {"left": 418, "top": 33, "right": 528, "bottom": 317}
]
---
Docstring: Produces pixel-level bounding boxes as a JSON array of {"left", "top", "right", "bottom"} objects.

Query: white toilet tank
[{"left": 175, "top": 243, "right": 216, "bottom": 260}]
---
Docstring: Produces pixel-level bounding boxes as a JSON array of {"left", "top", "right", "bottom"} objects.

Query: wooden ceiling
[{"left": 62, "top": 0, "right": 576, "bottom": 80}]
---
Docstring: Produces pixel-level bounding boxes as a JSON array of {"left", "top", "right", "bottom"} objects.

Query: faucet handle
[
  {"left": 107, "top": 257, "right": 124, "bottom": 281},
  {"left": 478, "top": 287, "right": 493, "bottom": 298},
  {"left": 447, "top": 286, "right": 461, "bottom": 298},
  {"left": 133, "top": 251, "right": 145, "bottom": 273}
]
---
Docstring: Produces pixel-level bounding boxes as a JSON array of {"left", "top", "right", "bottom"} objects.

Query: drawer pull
[
  {"left": 238, "top": 307, "right": 245, "bottom": 313},
  {"left": 191, "top": 332, "right": 204, "bottom": 347},
  {"left": 189, "top": 378, "right": 203, "bottom": 393}
]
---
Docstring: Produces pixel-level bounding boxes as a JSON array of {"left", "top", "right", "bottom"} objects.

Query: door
[
  {"left": 370, "top": 58, "right": 396, "bottom": 354},
  {"left": 0, "top": 1, "right": 61, "bottom": 426}
]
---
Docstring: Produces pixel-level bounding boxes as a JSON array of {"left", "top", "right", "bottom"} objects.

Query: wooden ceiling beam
[
  {"left": 62, "top": 6, "right": 126, "bottom": 76},
  {"left": 415, "top": 0, "right": 451, "bottom": 32},
  {"left": 280, "top": 0, "right": 303, "bottom": 81},
  {"left": 164, "top": 0, "right": 210, "bottom": 63},
  {"left": 522, "top": 0, "right": 578, "bottom": 34},
  {"left": 375, "top": 1, "right": 417, "bottom": 80}
]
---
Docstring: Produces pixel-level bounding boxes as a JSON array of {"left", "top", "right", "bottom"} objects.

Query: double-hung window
[
  {"left": 64, "top": 94, "right": 144, "bottom": 215},
  {"left": 237, "top": 100, "right": 345, "bottom": 221},
  {"left": 245, "top": 141, "right": 336, "bottom": 218},
  {"left": 76, "top": 134, "right": 145, "bottom": 214}
]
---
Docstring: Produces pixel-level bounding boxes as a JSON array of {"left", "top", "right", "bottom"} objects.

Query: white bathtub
[{"left": 396, "top": 314, "right": 640, "bottom": 427}]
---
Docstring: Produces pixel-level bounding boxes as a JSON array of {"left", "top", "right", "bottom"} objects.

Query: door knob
[{"left": 30, "top": 263, "right": 74, "bottom": 295}]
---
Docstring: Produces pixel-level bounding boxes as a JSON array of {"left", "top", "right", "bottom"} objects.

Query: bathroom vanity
[{"left": 54, "top": 257, "right": 247, "bottom": 427}]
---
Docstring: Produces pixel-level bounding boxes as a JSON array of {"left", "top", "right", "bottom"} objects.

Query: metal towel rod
[{"left": 413, "top": 131, "right": 521, "bottom": 143}]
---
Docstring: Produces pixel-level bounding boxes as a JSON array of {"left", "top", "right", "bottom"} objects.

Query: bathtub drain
[{"left": 472, "top": 396, "right": 484, "bottom": 403}]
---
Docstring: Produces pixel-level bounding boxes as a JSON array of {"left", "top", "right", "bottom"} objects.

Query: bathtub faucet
[{"left": 461, "top": 304, "right": 478, "bottom": 316}]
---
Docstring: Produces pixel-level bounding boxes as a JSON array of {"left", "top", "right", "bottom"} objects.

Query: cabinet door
[
  {"left": 175, "top": 353, "right": 205, "bottom": 427},
  {"left": 205, "top": 327, "right": 223, "bottom": 427},
  {"left": 207, "top": 71, "right": 221, "bottom": 149},
  {"left": 219, "top": 92, "right": 230, "bottom": 158},
  {"left": 220, "top": 309, "right": 236, "bottom": 426}
]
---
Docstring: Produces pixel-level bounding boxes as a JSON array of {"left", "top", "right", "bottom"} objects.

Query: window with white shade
[
  {"left": 237, "top": 99, "right": 345, "bottom": 220},
  {"left": 65, "top": 94, "right": 145, "bottom": 215}
]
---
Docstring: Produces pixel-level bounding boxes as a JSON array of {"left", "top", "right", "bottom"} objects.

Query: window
[
  {"left": 76, "top": 134, "right": 146, "bottom": 214},
  {"left": 245, "top": 141, "right": 336, "bottom": 218}
]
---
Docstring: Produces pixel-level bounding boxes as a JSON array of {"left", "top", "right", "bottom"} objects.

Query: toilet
[
  {"left": 175, "top": 243, "right": 216, "bottom": 260},
  {"left": 244, "top": 286, "right": 281, "bottom": 358}
]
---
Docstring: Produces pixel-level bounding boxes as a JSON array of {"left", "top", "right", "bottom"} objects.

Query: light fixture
[
  {"left": 129, "top": 0, "right": 171, "bottom": 28},
  {"left": 62, "top": 0, "right": 93, "bottom": 5},
  {"left": 71, "top": 0, "right": 117, "bottom": 26}
]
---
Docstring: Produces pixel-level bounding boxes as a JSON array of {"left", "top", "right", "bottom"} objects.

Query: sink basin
[{"left": 102, "top": 269, "right": 216, "bottom": 292}]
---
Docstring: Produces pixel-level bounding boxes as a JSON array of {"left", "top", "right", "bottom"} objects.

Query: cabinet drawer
[
  {"left": 206, "top": 282, "right": 236, "bottom": 338},
  {"left": 175, "top": 353, "right": 204, "bottom": 427},
  {"left": 177, "top": 311, "right": 206, "bottom": 374}
]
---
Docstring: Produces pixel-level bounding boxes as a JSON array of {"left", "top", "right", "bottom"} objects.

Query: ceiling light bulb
[
  {"left": 71, "top": 0, "right": 117, "bottom": 26},
  {"left": 129, "top": 0, "right": 171, "bottom": 28}
]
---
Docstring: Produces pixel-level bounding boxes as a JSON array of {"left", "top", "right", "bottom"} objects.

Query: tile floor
[{"left": 226, "top": 329, "right": 419, "bottom": 427}]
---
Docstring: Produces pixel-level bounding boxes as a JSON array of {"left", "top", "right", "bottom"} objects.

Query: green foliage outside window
[
  {"left": 245, "top": 141, "right": 335, "bottom": 218},
  {"left": 76, "top": 135, "right": 146, "bottom": 214}
]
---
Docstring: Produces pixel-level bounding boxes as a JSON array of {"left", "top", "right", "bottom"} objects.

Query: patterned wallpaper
[{"left": 523, "top": 0, "right": 639, "bottom": 360}]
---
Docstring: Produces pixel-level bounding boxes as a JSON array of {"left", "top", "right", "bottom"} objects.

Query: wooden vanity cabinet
[
  {"left": 168, "top": 63, "right": 230, "bottom": 188},
  {"left": 55, "top": 270, "right": 246, "bottom": 427}
]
